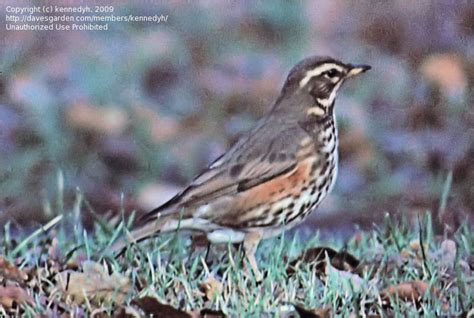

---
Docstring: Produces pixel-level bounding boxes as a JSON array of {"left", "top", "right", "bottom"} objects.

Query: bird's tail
[{"left": 110, "top": 212, "right": 176, "bottom": 256}]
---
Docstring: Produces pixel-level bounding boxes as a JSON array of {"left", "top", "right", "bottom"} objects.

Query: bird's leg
[{"left": 243, "top": 231, "right": 263, "bottom": 282}]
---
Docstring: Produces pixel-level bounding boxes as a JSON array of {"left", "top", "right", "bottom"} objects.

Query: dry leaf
[
  {"left": 381, "top": 280, "right": 429, "bottom": 301},
  {"left": 381, "top": 281, "right": 452, "bottom": 313},
  {"left": 401, "top": 239, "right": 429, "bottom": 263},
  {"left": 194, "top": 308, "right": 226, "bottom": 318},
  {"left": 133, "top": 105, "right": 180, "bottom": 142},
  {"left": 92, "top": 306, "right": 142, "bottom": 318},
  {"left": 56, "top": 261, "right": 131, "bottom": 305},
  {"left": 113, "top": 306, "right": 142, "bottom": 318},
  {"left": 133, "top": 296, "right": 191, "bottom": 318},
  {"left": 66, "top": 102, "right": 128, "bottom": 136},
  {"left": 199, "top": 275, "right": 222, "bottom": 300},
  {"left": 132, "top": 296, "right": 226, "bottom": 318},
  {"left": 287, "top": 247, "right": 360, "bottom": 277},
  {"left": 0, "top": 285, "right": 33, "bottom": 308},
  {"left": 407, "top": 239, "right": 429, "bottom": 255},
  {"left": 288, "top": 247, "right": 368, "bottom": 294},
  {"left": 420, "top": 53, "right": 467, "bottom": 98},
  {"left": 293, "top": 304, "right": 331, "bottom": 318},
  {"left": 409, "top": 239, "right": 421, "bottom": 251},
  {"left": 0, "top": 256, "right": 28, "bottom": 282},
  {"left": 380, "top": 280, "right": 445, "bottom": 308}
]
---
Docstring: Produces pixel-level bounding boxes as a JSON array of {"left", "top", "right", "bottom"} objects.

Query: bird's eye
[{"left": 323, "top": 69, "right": 338, "bottom": 78}]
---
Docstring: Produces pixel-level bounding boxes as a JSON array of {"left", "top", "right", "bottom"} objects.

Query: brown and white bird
[{"left": 116, "top": 56, "right": 370, "bottom": 281}]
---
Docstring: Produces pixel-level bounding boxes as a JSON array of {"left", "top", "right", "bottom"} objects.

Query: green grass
[{"left": 1, "top": 200, "right": 473, "bottom": 317}]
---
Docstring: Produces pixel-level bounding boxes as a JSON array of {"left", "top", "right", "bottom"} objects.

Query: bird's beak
[{"left": 346, "top": 64, "right": 371, "bottom": 78}]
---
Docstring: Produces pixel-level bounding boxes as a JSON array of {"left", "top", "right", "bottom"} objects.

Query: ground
[{"left": 1, "top": 212, "right": 472, "bottom": 317}]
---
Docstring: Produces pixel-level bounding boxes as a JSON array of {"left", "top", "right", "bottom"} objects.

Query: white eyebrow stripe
[{"left": 299, "top": 63, "right": 344, "bottom": 88}]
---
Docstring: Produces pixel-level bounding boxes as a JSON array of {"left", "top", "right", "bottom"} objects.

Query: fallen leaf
[
  {"left": 56, "top": 260, "right": 131, "bottom": 305},
  {"left": 199, "top": 275, "right": 222, "bottom": 300},
  {"left": 0, "top": 285, "right": 33, "bottom": 308},
  {"left": 113, "top": 306, "right": 142, "bottom": 318},
  {"left": 195, "top": 308, "right": 226, "bottom": 318},
  {"left": 420, "top": 53, "right": 467, "bottom": 99},
  {"left": 381, "top": 280, "right": 428, "bottom": 301},
  {"left": 92, "top": 306, "right": 142, "bottom": 318},
  {"left": 400, "top": 248, "right": 412, "bottom": 259},
  {"left": 407, "top": 239, "right": 430, "bottom": 254},
  {"left": 287, "top": 247, "right": 360, "bottom": 277},
  {"left": 380, "top": 280, "right": 444, "bottom": 308},
  {"left": 408, "top": 239, "right": 421, "bottom": 251},
  {"left": 133, "top": 296, "right": 191, "bottom": 318},
  {"left": 132, "top": 296, "right": 226, "bottom": 318},
  {"left": 133, "top": 105, "right": 180, "bottom": 142},
  {"left": 66, "top": 102, "right": 128, "bottom": 136},
  {"left": 330, "top": 251, "right": 360, "bottom": 273},
  {"left": 293, "top": 304, "right": 331, "bottom": 318},
  {"left": 0, "top": 256, "right": 28, "bottom": 282}
]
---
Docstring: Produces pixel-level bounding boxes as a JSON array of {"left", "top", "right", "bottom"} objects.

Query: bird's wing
[{"left": 139, "top": 118, "right": 306, "bottom": 224}]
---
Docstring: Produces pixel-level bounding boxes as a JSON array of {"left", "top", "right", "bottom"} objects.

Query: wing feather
[{"left": 138, "top": 117, "right": 307, "bottom": 225}]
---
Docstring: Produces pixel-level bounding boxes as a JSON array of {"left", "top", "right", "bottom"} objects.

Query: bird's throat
[
  {"left": 306, "top": 99, "right": 334, "bottom": 118},
  {"left": 306, "top": 105, "right": 325, "bottom": 116}
]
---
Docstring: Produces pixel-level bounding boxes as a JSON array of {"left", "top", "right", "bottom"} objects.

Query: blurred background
[{"left": 0, "top": 0, "right": 472, "bottom": 236}]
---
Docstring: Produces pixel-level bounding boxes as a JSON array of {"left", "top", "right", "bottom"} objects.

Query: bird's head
[{"left": 274, "top": 56, "right": 370, "bottom": 117}]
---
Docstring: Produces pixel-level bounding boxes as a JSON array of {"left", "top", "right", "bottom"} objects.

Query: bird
[{"left": 115, "top": 56, "right": 370, "bottom": 281}]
